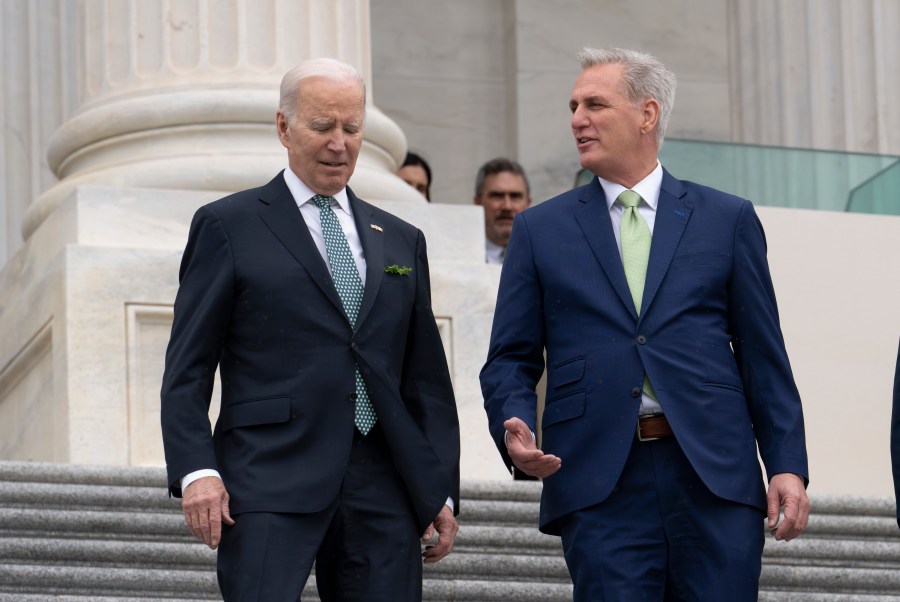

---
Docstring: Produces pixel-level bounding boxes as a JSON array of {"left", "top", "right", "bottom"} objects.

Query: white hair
[
  {"left": 279, "top": 58, "right": 366, "bottom": 124},
  {"left": 576, "top": 47, "right": 677, "bottom": 147}
]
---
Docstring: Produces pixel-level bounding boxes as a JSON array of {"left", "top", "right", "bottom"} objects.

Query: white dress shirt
[
  {"left": 284, "top": 167, "right": 367, "bottom": 284},
  {"left": 485, "top": 239, "right": 506, "bottom": 265},
  {"left": 596, "top": 161, "right": 664, "bottom": 416}
]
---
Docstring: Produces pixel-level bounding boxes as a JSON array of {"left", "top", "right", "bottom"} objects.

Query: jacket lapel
[
  {"left": 642, "top": 169, "right": 692, "bottom": 318},
  {"left": 350, "top": 189, "right": 384, "bottom": 330},
  {"left": 255, "top": 172, "right": 346, "bottom": 317},
  {"left": 574, "top": 179, "right": 638, "bottom": 320}
]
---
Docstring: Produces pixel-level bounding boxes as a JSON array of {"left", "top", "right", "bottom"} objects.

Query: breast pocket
[{"left": 671, "top": 253, "right": 729, "bottom": 270}]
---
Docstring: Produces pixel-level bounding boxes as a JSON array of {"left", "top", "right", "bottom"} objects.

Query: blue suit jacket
[
  {"left": 161, "top": 173, "right": 460, "bottom": 533},
  {"left": 481, "top": 169, "right": 808, "bottom": 535}
]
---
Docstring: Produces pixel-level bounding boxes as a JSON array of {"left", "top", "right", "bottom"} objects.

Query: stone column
[
  {"left": 728, "top": 0, "right": 900, "bottom": 156},
  {"left": 1, "top": 0, "right": 504, "bottom": 480},
  {"left": 24, "top": 0, "right": 419, "bottom": 239}
]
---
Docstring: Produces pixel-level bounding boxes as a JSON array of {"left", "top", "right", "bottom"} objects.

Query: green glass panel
[{"left": 575, "top": 139, "right": 900, "bottom": 216}]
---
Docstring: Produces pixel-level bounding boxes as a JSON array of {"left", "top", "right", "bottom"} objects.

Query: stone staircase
[{"left": 0, "top": 461, "right": 898, "bottom": 601}]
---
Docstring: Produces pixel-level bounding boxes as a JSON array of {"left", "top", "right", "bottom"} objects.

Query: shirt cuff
[
  {"left": 180, "top": 469, "right": 222, "bottom": 493},
  {"left": 503, "top": 429, "right": 536, "bottom": 446}
]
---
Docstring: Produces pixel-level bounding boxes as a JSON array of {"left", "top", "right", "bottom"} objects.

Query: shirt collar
[
  {"left": 598, "top": 160, "right": 663, "bottom": 211},
  {"left": 282, "top": 167, "right": 352, "bottom": 216}
]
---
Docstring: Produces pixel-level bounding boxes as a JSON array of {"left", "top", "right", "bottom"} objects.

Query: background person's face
[
  {"left": 475, "top": 172, "right": 531, "bottom": 246},
  {"left": 277, "top": 76, "right": 365, "bottom": 196},
  {"left": 398, "top": 164, "right": 430, "bottom": 199}
]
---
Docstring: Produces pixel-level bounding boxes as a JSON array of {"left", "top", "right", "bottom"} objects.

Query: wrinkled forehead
[{"left": 297, "top": 77, "right": 366, "bottom": 116}]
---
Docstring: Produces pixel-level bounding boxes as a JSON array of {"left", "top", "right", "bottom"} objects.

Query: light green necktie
[
  {"left": 313, "top": 195, "right": 377, "bottom": 435},
  {"left": 618, "top": 189, "right": 657, "bottom": 401}
]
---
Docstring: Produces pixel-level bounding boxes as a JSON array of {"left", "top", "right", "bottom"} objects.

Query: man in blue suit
[
  {"left": 161, "top": 58, "right": 459, "bottom": 601},
  {"left": 481, "top": 47, "right": 810, "bottom": 600},
  {"left": 891, "top": 339, "right": 900, "bottom": 529}
]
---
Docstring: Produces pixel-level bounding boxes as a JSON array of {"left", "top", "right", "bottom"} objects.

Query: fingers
[
  {"left": 182, "top": 476, "right": 231, "bottom": 549},
  {"left": 773, "top": 494, "right": 810, "bottom": 541},
  {"left": 421, "top": 523, "right": 434, "bottom": 543},
  {"left": 510, "top": 449, "right": 561, "bottom": 477},
  {"left": 422, "top": 507, "right": 458, "bottom": 564},
  {"left": 509, "top": 447, "right": 561, "bottom": 479},
  {"left": 767, "top": 473, "right": 811, "bottom": 542},
  {"left": 503, "top": 418, "right": 535, "bottom": 448},
  {"left": 503, "top": 417, "right": 530, "bottom": 436},
  {"left": 766, "top": 487, "right": 781, "bottom": 530},
  {"left": 221, "top": 495, "right": 236, "bottom": 526},
  {"left": 503, "top": 417, "right": 561, "bottom": 479}
]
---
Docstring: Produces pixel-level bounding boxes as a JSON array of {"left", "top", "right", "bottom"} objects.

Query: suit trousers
[
  {"left": 216, "top": 424, "right": 423, "bottom": 601},
  {"left": 558, "top": 435, "right": 764, "bottom": 601}
]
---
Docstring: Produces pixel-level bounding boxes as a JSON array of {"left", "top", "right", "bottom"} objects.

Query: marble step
[{"left": 1, "top": 461, "right": 899, "bottom": 601}]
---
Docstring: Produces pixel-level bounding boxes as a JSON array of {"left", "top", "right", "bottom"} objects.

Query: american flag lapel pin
[{"left": 370, "top": 224, "right": 383, "bottom": 232}]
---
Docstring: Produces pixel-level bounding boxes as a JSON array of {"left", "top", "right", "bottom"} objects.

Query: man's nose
[
  {"left": 571, "top": 105, "right": 587, "bottom": 130},
  {"left": 327, "top": 132, "right": 346, "bottom": 152}
]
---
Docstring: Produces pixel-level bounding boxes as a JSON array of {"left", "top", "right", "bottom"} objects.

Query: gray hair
[
  {"left": 279, "top": 58, "right": 366, "bottom": 124},
  {"left": 576, "top": 47, "right": 677, "bottom": 147},
  {"left": 474, "top": 157, "right": 530, "bottom": 198}
]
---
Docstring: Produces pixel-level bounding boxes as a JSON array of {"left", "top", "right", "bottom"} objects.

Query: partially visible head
[
  {"left": 576, "top": 47, "right": 676, "bottom": 147},
  {"left": 473, "top": 158, "right": 532, "bottom": 246},
  {"left": 397, "top": 152, "right": 432, "bottom": 201},
  {"left": 276, "top": 58, "right": 367, "bottom": 195}
]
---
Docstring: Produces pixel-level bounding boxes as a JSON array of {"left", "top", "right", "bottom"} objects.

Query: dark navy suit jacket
[
  {"left": 161, "top": 172, "right": 459, "bottom": 532},
  {"left": 481, "top": 168, "right": 808, "bottom": 535}
]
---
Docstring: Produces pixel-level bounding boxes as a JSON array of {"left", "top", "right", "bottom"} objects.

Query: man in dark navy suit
[
  {"left": 161, "top": 58, "right": 459, "bottom": 601},
  {"left": 481, "top": 47, "right": 810, "bottom": 600}
]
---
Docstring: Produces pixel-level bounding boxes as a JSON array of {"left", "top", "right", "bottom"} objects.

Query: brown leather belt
[{"left": 636, "top": 414, "right": 674, "bottom": 441}]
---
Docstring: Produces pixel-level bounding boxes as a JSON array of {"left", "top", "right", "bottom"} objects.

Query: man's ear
[
  {"left": 473, "top": 196, "right": 483, "bottom": 206},
  {"left": 276, "top": 110, "right": 289, "bottom": 145},
  {"left": 641, "top": 98, "right": 660, "bottom": 135}
]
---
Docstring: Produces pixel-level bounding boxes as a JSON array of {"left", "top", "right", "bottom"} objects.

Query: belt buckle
[{"left": 636, "top": 414, "right": 661, "bottom": 442}]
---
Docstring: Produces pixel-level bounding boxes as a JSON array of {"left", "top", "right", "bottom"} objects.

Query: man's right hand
[
  {"left": 504, "top": 417, "right": 561, "bottom": 478},
  {"left": 182, "top": 476, "right": 235, "bottom": 549}
]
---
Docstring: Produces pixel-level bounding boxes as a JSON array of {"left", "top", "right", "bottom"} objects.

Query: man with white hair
[
  {"left": 161, "top": 57, "right": 460, "bottom": 601},
  {"left": 481, "top": 47, "right": 809, "bottom": 600}
]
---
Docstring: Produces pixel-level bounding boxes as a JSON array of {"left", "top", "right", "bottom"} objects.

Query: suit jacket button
[
  {"left": 637, "top": 335, "right": 647, "bottom": 344},
  {"left": 630, "top": 387, "right": 641, "bottom": 397},
  {"left": 351, "top": 341, "right": 358, "bottom": 350},
  {"left": 349, "top": 392, "right": 357, "bottom": 402}
]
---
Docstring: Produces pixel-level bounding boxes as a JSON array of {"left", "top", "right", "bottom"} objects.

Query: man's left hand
[
  {"left": 421, "top": 504, "right": 458, "bottom": 564},
  {"left": 767, "top": 472, "right": 810, "bottom": 541}
]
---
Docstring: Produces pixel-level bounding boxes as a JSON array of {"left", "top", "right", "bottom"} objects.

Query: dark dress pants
[
  {"left": 217, "top": 424, "right": 423, "bottom": 601},
  {"left": 559, "top": 435, "right": 764, "bottom": 601}
]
